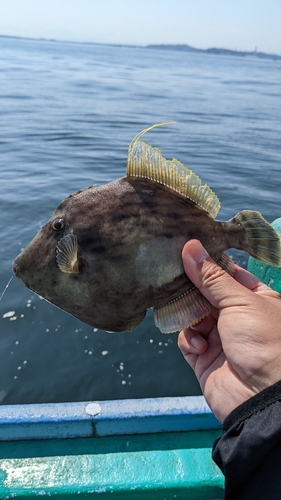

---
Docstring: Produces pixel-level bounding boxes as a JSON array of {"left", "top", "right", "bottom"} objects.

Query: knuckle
[{"left": 201, "top": 261, "right": 226, "bottom": 289}]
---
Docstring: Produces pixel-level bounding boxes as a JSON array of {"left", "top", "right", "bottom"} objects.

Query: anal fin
[
  {"left": 154, "top": 287, "right": 212, "bottom": 334},
  {"left": 154, "top": 253, "right": 234, "bottom": 334},
  {"left": 218, "top": 253, "right": 235, "bottom": 275}
]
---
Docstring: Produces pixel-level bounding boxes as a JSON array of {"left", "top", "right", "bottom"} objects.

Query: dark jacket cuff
[
  {"left": 222, "top": 378, "right": 281, "bottom": 431},
  {"left": 212, "top": 379, "right": 281, "bottom": 499}
]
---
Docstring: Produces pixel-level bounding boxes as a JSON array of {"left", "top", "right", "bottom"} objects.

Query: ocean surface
[{"left": 0, "top": 36, "right": 280, "bottom": 405}]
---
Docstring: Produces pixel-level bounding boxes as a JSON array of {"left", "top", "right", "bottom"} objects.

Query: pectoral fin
[{"left": 56, "top": 234, "right": 80, "bottom": 274}]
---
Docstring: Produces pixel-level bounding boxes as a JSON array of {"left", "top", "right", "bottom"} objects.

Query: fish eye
[{"left": 52, "top": 219, "right": 65, "bottom": 231}]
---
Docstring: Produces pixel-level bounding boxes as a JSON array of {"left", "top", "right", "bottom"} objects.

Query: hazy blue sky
[{"left": 1, "top": 0, "right": 281, "bottom": 54}]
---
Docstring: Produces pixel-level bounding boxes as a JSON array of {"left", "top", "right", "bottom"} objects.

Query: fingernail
[
  {"left": 188, "top": 241, "right": 209, "bottom": 263},
  {"left": 190, "top": 337, "right": 204, "bottom": 350},
  {"left": 183, "top": 240, "right": 209, "bottom": 266}
]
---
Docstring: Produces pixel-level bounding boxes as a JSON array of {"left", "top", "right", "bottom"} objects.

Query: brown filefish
[{"left": 13, "top": 124, "right": 281, "bottom": 333}]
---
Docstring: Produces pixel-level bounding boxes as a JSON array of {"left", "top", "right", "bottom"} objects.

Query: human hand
[{"left": 178, "top": 239, "right": 281, "bottom": 423}]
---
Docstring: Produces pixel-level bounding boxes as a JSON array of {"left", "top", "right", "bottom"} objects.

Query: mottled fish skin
[
  {"left": 12, "top": 177, "right": 253, "bottom": 331},
  {"left": 13, "top": 125, "right": 281, "bottom": 333}
]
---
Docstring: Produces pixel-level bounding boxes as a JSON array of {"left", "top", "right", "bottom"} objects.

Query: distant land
[
  {"left": 1, "top": 34, "right": 280, "bottom": 61},
  {"left": 146, "top": 44, "right": 281, "bottom": 61}
]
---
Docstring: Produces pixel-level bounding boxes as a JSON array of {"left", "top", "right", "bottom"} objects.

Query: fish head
[{"left": 12, "top": 186, "right": 101, "bottom": 325}]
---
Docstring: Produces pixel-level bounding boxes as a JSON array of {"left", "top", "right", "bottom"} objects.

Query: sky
[{"left": 1, "top": 0, "right": 281, "bottom": 55}]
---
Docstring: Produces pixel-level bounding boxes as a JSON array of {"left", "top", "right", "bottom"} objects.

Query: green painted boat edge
[
  {"left": 0, "top": 430, "right": 224, "bottom": 499},
  {"left": 0, "top": 396, "right": 224, "bottom": 498}
]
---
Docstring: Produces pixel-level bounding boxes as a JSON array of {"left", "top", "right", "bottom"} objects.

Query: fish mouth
[
  {"left": 12, "top": 258, "right": 39, "bottom": 295},
  {"left": 12, "top": 260, "right": 19, "bottom": 277},
  {"left": 12, "top": 261, "right": 25, "bottom": 290},
  {"left": 12, "top": 259, "right": 26, "bottom": 286}
]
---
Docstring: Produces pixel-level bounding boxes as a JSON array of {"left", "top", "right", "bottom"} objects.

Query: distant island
[
  {"left": 1, "top": 34, "right": 280, "bottom": 61},
  {"left": 146, "top": 44, "right": 281, "bottom": 61}
]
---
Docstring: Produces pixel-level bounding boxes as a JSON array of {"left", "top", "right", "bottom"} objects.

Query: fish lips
[
  {"left": 12, "top": 253, "right": 35, "bottom": 291},
  {"left": 12, "top": 236, "right": 53, "bottom": 291},
  {"left": 12, "top": 251, "right": 26, "bottom": 280},
  {"left": 12, "top": 259, "right": 19, "bottom": 277}
]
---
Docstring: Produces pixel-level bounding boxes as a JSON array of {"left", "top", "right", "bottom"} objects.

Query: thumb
[{"left": 182, "top": 239, "right": 245, "bottom": 310}]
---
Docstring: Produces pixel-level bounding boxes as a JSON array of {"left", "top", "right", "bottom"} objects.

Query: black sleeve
[{"left": 212, "top": 379, "right": 281, "bottom": 500}]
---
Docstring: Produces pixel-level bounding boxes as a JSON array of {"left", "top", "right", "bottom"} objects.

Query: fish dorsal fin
[{"left": 126, "top": 123, "right": 220, "bottom": 218}]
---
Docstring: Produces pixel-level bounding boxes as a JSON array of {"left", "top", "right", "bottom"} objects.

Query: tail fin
[{"left": 235, "top": 210, "right": 281, "bottom": 267}]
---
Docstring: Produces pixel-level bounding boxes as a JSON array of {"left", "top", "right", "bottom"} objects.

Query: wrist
[
  {"left": 203, "top": 373, "right": 256, "bottom": 423},
  {"left": 222, "top": 378, "right": 281, "bottom": 429}
]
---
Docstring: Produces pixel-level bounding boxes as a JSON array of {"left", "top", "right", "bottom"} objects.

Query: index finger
[{"left": 233, "top": 265, "right": 281, "bottom": 297}]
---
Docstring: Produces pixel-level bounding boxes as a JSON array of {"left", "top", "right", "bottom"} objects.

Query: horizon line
[{"left": 0, "top": 33, "right": 280, "bottom": 59}]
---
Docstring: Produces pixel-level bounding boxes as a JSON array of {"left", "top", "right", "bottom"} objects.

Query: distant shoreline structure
[
  {"left": 1, "top": 34, "right": 280, "bottom": 61},
  {"left": 146, "top": 43, "right": 281, "bottom": 61}
]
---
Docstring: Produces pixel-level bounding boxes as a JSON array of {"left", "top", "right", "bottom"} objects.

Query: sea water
[{"left": 0, "top": 36, "right": 280, "bottom": 404}]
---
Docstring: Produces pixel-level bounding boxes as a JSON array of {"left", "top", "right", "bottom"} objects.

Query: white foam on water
[{"left": 2, "top": 310, "right": 15, "bottom": 319}]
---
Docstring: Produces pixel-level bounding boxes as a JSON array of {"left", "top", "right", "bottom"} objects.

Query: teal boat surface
[{"left": 0, "top": 396, "right": 224, "bottom": 499}]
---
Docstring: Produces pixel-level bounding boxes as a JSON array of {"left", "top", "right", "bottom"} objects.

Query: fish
[{"left": 13, "top": 123, "right": 281, "bottom": 334}]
